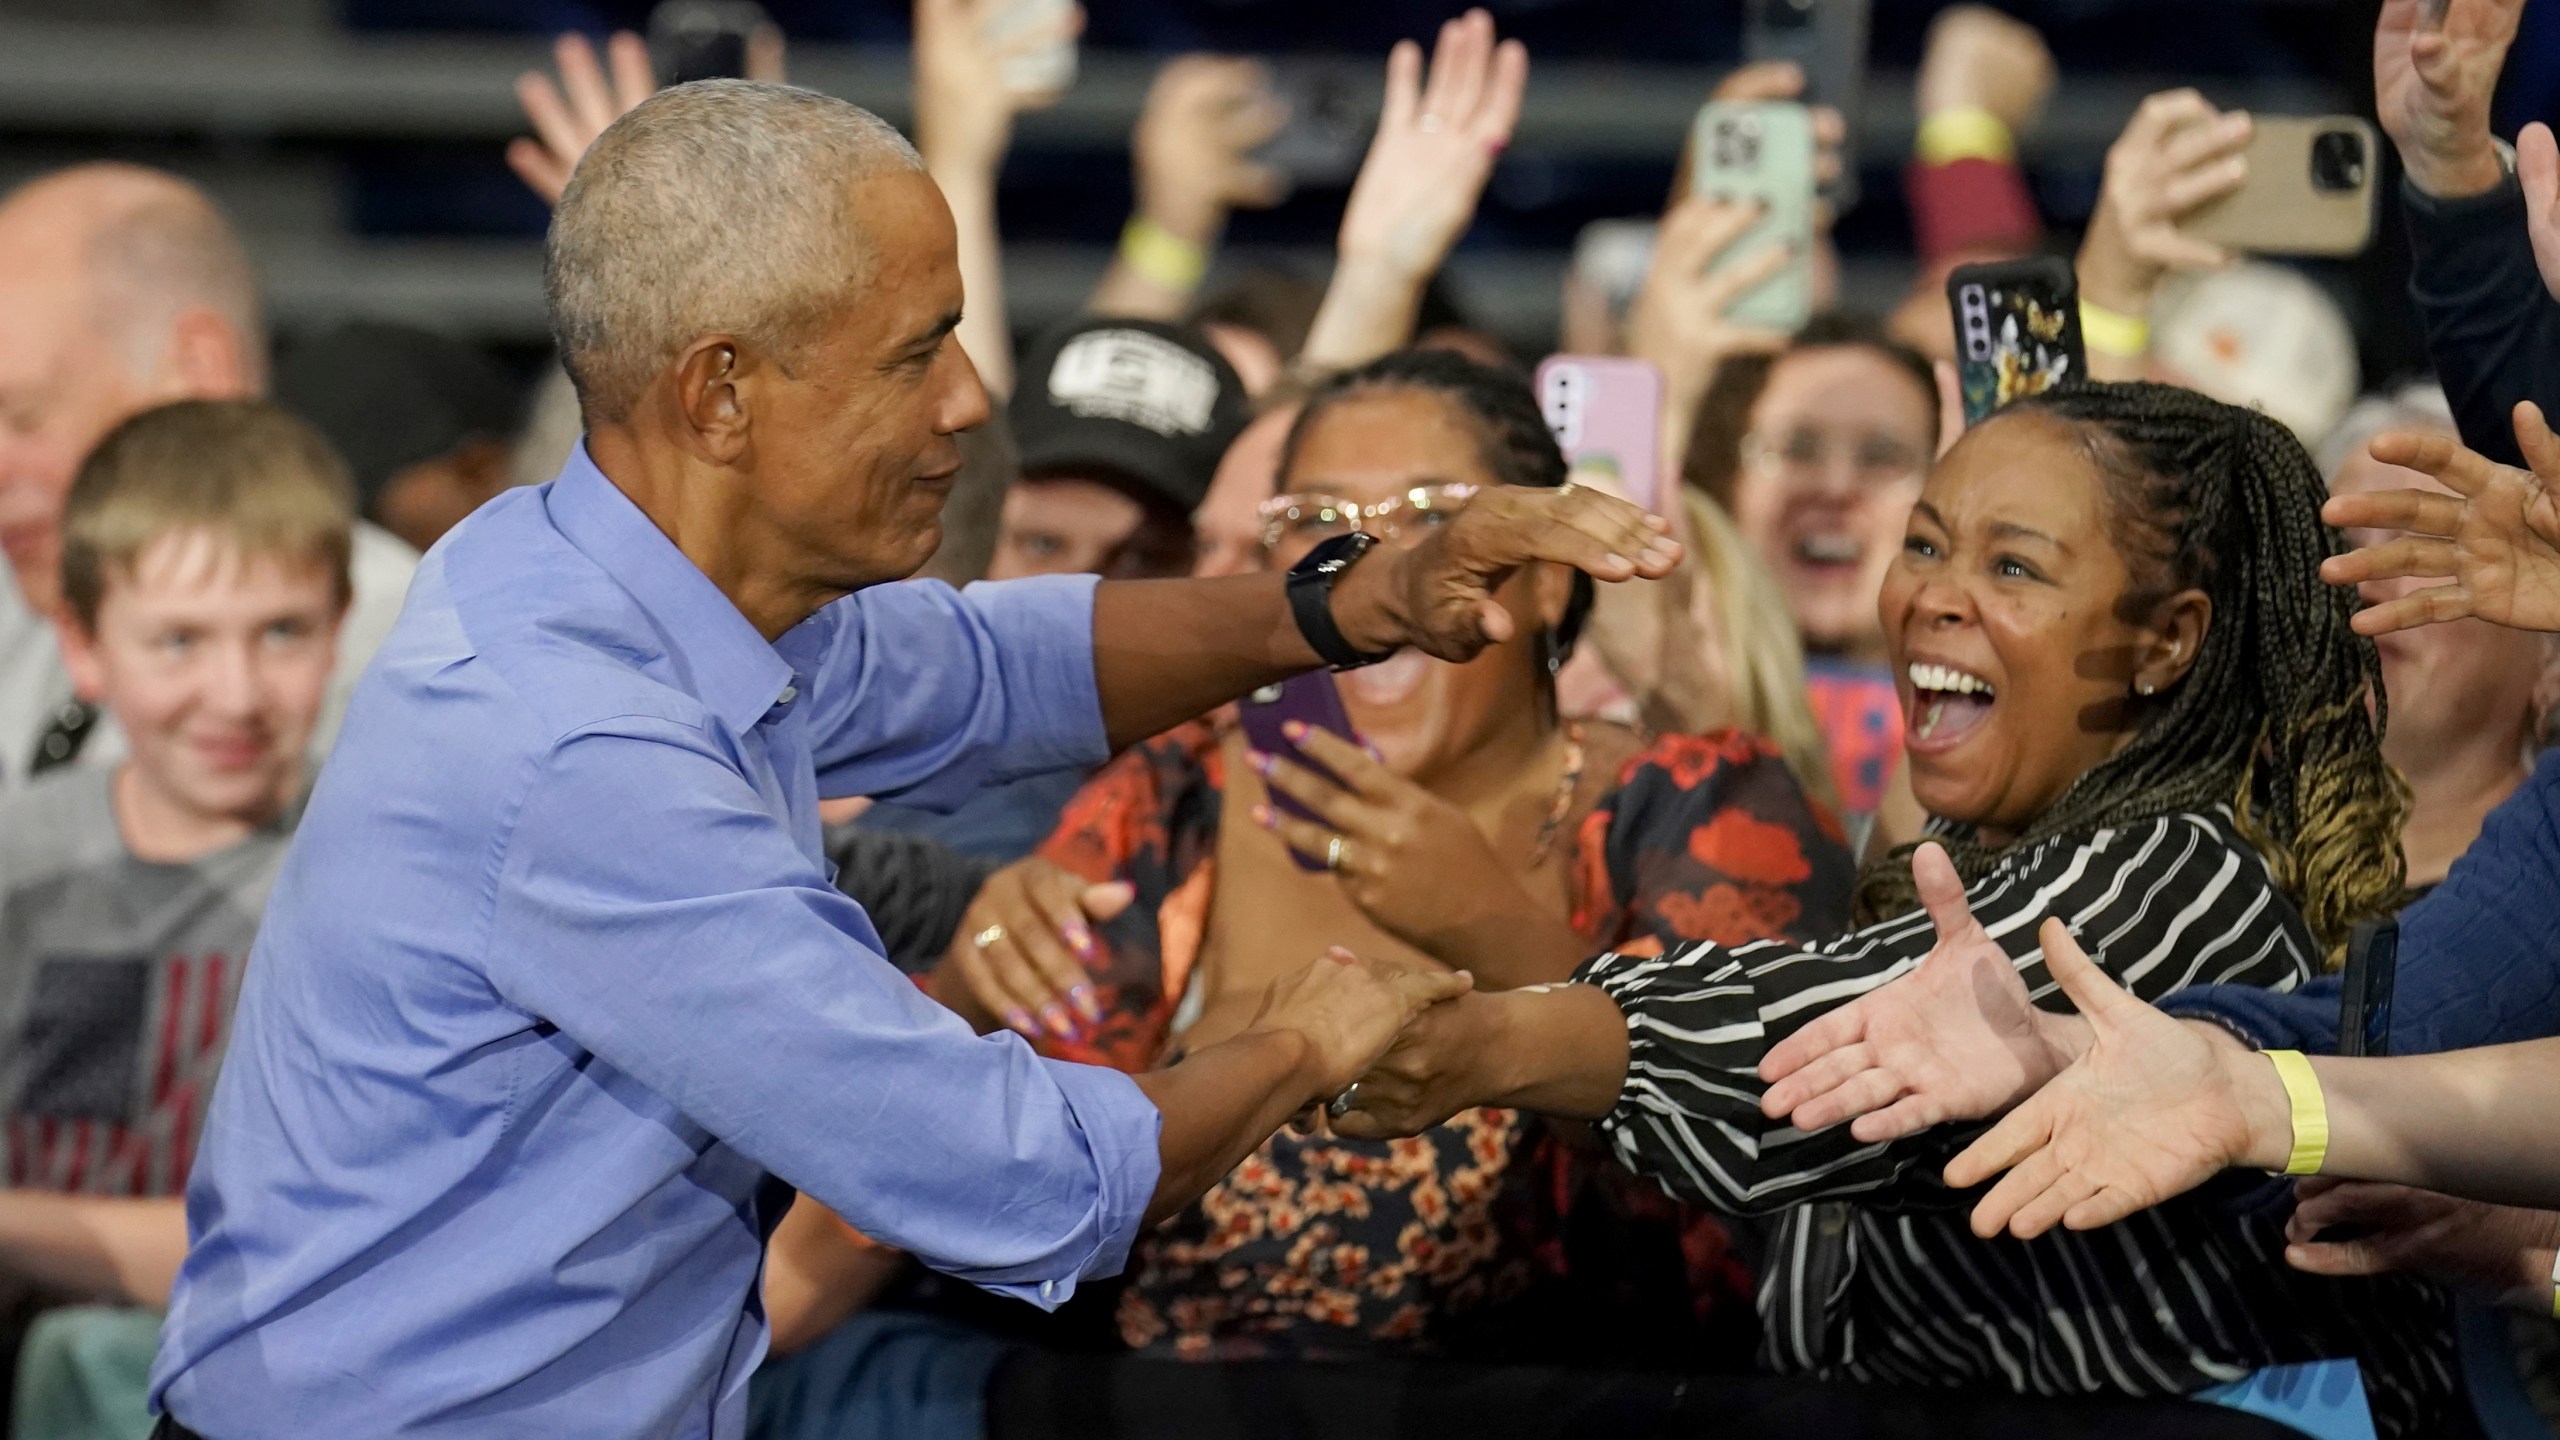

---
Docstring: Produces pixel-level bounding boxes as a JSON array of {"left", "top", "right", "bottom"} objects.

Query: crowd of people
[{"left": 3, "top": 0, "right": 2560, "bottom": 1437}]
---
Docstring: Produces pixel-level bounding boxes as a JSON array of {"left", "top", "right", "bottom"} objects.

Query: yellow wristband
[
  {"left": 1120, "top": 215, "right": 1208, "bottom": 294},
  {"left": 1916, "top": 106, "right": 2016, "bottom": 167},
  {"left": 2263, "top": 1050, "right": 2329, "bottom": 1177},
  {"left": 2079, "top": 299, "right": 2151, "bottom": 360}
]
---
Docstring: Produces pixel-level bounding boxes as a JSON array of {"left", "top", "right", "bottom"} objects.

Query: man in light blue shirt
[{"left": 146, "top": 81, "right": 1680, "bottom": 1439}]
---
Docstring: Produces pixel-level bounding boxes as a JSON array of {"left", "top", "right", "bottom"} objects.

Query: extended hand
[
  {"left": 507, "top": 32, "right": 658, "bottom": 205},
  {"left": 2285, "top": 1177, "right": 2560, "bottom": 1307},
  {"left": 1334, "top": 8, "right": 1527, "bottom": 283},
  {"left": 939, "top": 856, "right": 1134, "bottom": 1043},
  {"left": 1334, "top": 485, "right": 1682, "bottom": 663},
  {"left": 1915, "top": 6, "right": 2056, "bottom": 135},
  {"left": 1759, "top": 842, "right": 2074, "bottom": 1141},
  {"left": 1252, "top": 946, "right": 1475, "bottom": 1101},
  {"left": 2374, "top": 0, "right": 2524, "bottom": 199},
  {"left": 1945, "top": 919, "right": 2287, "bottom": 1239},
  {"left": 2322, "top": 402, "right": 2560, "bottom": 636}
]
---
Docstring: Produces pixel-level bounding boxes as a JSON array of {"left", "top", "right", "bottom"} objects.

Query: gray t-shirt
[{"left": 0, "top": 771, "right": 296, "bottom": 1197}]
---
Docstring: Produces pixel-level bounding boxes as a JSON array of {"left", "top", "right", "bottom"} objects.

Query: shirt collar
[{"left": 546, "top": 441, "right": 801, "bottom": 734}]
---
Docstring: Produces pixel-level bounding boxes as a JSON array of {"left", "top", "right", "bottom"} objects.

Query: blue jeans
[{"left": 750, "top": 1310, "right": 1015, "bottom": 1440}]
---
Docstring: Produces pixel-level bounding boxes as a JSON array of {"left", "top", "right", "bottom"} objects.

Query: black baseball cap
[{"left": 1008, "top": 318, "right": 1249, "bottom": 517}]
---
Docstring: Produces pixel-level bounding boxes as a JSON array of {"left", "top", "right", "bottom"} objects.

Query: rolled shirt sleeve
[
  {"left": 801, "top": 574, "right": 1108, "bottom": 810},
  {"left": 487, "top": 718, "right": 1157, "bottom": 1304}
]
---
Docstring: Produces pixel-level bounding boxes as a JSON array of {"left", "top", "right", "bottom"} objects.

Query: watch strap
[{"left": 1286, "top": 533, "right": 1396, "bottom": 671}]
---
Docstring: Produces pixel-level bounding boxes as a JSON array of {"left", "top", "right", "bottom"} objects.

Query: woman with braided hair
[{"left": 1328, "top": 381, "right": 2457, "bottom": 1433}]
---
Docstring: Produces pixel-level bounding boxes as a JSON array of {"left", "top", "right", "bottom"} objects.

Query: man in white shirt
[{"left": 0, "top": 163, "right": 414, "bottom": 788}]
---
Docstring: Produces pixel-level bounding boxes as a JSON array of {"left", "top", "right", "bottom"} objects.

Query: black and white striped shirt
[{"left": 1576, "top": 808, "right": 2455, "bottom": 1436}]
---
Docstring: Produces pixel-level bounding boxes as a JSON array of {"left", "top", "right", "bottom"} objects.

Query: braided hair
[
  {"left": 1280, "top": 348, "right": 1595, "bottom": 660},
  {"left": 1857, "top": 382, "right": 2408, "bottom": 961}
]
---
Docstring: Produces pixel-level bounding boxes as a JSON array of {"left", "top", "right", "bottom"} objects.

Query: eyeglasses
[
  {"left": 1740, "top": 429, "right": 1928, "bottom": 490},
  {"left": 1257, "top": 483, "right": 1479, "bottom": 551}
]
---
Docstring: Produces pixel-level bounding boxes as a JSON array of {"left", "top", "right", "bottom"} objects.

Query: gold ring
[
  {"left": 1324, "top": 835, "right": 1346, "bottom": 871},
  {"left": 973, "top": 924, "right": 1007, "bottom": 949}
]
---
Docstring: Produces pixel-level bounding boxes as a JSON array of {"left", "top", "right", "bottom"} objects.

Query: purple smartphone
[
  {"left": 1236, "top": 672, "right": 1365, "bottom": 872},
  {"left": 1537, "top": 355, "right": 1665, "bottom": 514}
]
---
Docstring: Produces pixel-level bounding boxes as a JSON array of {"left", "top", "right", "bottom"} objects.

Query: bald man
[
  {"left": 144, "top": 81, "right": 1680, "bottom": 1440},
  {"left": 0, "top": 164, "right": 417, "bottom": 788}
]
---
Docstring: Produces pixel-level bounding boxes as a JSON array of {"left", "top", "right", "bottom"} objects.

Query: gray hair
[
  {"left": 2317, "top": 381, "right": 2455, "bottom": 482},
  {"left": 545, "top": 79, "right": 924, "bottom": 421}
]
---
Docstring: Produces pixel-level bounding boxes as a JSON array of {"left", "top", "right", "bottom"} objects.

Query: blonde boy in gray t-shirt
[{"left": 0, "top": 401, "right": 351, "bottom": 1424}]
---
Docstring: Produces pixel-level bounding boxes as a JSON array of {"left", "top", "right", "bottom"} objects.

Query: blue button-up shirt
[{"left": 150, "top": 446, "right": 1161, "bottom": 1438}]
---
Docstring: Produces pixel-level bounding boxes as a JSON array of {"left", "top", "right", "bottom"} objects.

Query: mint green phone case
[{"left": 1688, "top": 101, "right": 1816, "bottom": 333}]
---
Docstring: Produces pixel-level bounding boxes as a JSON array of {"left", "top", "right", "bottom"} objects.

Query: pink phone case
[
  {"left": 1536, "top": 356, "right": 1665, "bottom": 514},
  {"left": 1236, "top": 673, "right": 1364, "bottom": 872}
]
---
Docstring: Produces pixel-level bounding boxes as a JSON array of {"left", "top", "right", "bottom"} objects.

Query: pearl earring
[{"left": 2137, "top": 680, "right": 2156, "bottom": 696}]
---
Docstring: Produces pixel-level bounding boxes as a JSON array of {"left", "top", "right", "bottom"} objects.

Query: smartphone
[
  {"left": 1688, "top": 101, "right": 1817, "bottom": 333},
  {"left": 987, "top": 0, "right": 1078, "bottom": 99},
  {"left": 1256, "top": 63, "right": 1373, "bottom": 191},
  {"left": 1571, "top": 218, "right": 1658, "bottom": 321},
  {"left": 1236, "top": 674, "right": 1364, "bottom": 873},
  {"left": 2178, "top": 117, "right": 2379, "bottom": 258},
  {"left": 1537, "top": 356, "right": 1665, "bottom": 514},
  {"left": 1947, "top": 256, "right": 2086, "bottom": 425},
  {"left": 1743, "top": 0, "right": 1868, "bottom": 209},
  {"left": 2337, "top": 918, "right": 2400, "bottom": 1059},
  {"left": 648, "top": 0, "right": 764, "bottom": 84}
]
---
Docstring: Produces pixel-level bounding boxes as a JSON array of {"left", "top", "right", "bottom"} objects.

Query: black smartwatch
[{"left": 1286, "top": 531, "right": 1397, "bottom": 671}]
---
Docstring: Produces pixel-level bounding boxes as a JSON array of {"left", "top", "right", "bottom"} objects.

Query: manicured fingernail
[
  {"left": 1252, "top": 803, "right": 1274, "bottom": 827},
  {"left": 1070, "top": 984, "right": 1101, "bottom": 1022},
  {"left": 1247, "top": 747, "right": 1274, "bottom": 776},
  {"left": 1065, "top": 921, "right": 1096, "bottom": 959},
  {"left": 1039, "top": 1003, "right": 1074, "bottom": 1040},
  {"left": 1282, "top": 720, "right": 1307, "bottom": 741},
  {"left": 1003, "top": 1008, "right": 1035, "bottom": 1036}
]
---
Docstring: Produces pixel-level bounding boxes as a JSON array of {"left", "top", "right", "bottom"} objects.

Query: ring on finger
[
  {"left": 1328, "top": 1082, "right": 1362, "bottom": 1118},
  {"left": 1417, "top": 113, "right": 1444, "bottom": 133},
  {"left": 1324, "top": 834, "right": 1346, "bottom": 871},
  {"left": 973, "top": 923, "right": 1007, "bottom": 950}
]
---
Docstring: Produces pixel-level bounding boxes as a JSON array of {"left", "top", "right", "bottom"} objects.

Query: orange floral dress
[{"left": 1029, "top": 725, "right": 1854, "bottom": 1362}]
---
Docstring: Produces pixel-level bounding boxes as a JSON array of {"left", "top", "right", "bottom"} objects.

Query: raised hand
[
  {"left": 912, "top": 0, "right": 1078, "bottom": 177},
  {"left": 1759, "top": 843, "right": 2076, "bottom": 1141},
  {"left": 1915, "top": 5, "right": 2056, "bottom": 136},
  {"left": 1295, "top": 8, "right": 1526, "bottom": 373},
  {"left": 1334, "top": 9, "right": 1527, "bottom": 283},
  {"left": 2374, "top": 0, "right": 2525, "bottom": 199},
  {"left": 2519, "top": 122, "right": 2560, "bottom": 304},
  {"left": 2322, "top": 402, "right": 2560, "bottom": 635},
  {"left": 935, "top": 856, "right": 1133, "bottom": 1043},
  {"left": 507, "top": 32, "right": 659, "bottom": 205},
  {"left": 1626, "top": 195, "right": 1794, "bottom": 462},
  {"left": 1945, "top": 918, "right": 2290, "bottom": 1240},
  {"left": 1705, "top": 62, "right": 1850, "bottom": 220},
  {"left": 1134, "top": 57, "right": 1289, "bottom": 244},
  {"left": 2284, "top": 1177, "right": 2560, "bottom": 1307},
  {"left": 2076, "top": 90, "right": 2251, "bottom": 320},
  {"left": 1331, "top": 485, "right": 1682, "bottom": 664}
]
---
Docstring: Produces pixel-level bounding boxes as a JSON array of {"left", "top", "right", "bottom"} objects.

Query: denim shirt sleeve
[
  {"left": 483, "top": 717, "right": 1158, "bottom": 1305},
  {"left": 2162, "top": 749, "right": 2560, "bottom": 1056},
  {"left": 799, "top": 574, "right": 1108, "bottom": 810}
]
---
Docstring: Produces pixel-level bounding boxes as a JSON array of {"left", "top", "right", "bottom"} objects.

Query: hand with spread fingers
[
  {"left": 2374, "top": 0, "right": 2526, "bottom": 200},
  {"left": 1330, "top": 483, "right": 1682, "bottom": 665},
  {"left": 506, "top": 29, "right": 787, "bottom": 205},
  {"left": 1944, "top": 916, "right": 2289, "bottom": 1241},
  {"left": 1758, "top": 843, "right": 2083, "bottom": 1143},
  {"left": 2284, "top": 1177, "right": 2560, "bottom": 1309},
  {"left": 2323, "top": 403, "right": 2560, "bottom": 636},
  {"left": 934, "top": 856, "right": 1135, "bottom": 1045},
  {"left": 1244, "top": 723, "right": 1587, "bottom": 985}
]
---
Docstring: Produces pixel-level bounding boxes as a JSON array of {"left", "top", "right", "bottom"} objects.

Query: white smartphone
[{"left": 988, "top": 0, "right": 1078, "bottom": 98}]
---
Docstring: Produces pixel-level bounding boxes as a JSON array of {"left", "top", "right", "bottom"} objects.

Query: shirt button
[
  {"left": 1038, "top": 1280, "right": 1058, "bottom": 1300},
  {"left": 776, "top": 685, "right": 798, "bottom": 706}
]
